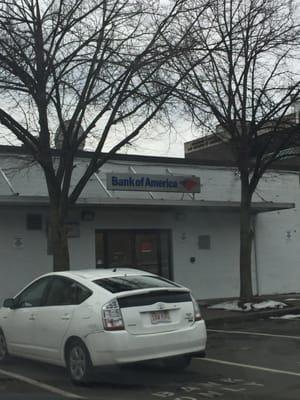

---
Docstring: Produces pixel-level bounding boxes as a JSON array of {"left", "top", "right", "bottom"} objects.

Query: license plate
[{"left": 150, "top": 310, "right": 171, "bottom": 324}]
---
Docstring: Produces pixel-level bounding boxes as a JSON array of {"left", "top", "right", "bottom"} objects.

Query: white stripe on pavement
[
  {"left": 195, "top": 357, "right": 300, "bottom": 377},
  {"left": 208, "top": 328, "right": 300, "bottom": 340},
  {"left": 0, "top": 367, "right": 85, "bottom": 399}
]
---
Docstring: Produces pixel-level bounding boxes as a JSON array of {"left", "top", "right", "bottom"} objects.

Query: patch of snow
[
  {"left": 251, "top": 300, "right": 286, "bottom": 310},
  {"left": 208, "top": 301, "right": 252, "bottom": 312},
  {"left": 208, "top": 300, "right": 287, "bottom": 312},
  {"left": 270, "top": 314, "right": 300, "bottom": 320},
  {"left": 210, "top": 301, "right": 248, "bottom": 311},
  {"left": 285, "top": 298, "right": 299, "bottom": 301}
]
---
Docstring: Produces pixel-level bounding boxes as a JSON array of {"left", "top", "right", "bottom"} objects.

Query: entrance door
[
  {"left": 107, "top": 231, "right": 134, "bottom": 267},
  {"left": 95, "top": 230, "right": 171, "bottom": 278},
  {"left": 135, "top": 233, "right": 159, "bottom": 275}
]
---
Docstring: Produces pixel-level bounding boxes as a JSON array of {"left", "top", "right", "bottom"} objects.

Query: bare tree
[
  {"left": 0, "top": 0, "right": 214, "bottom": 271},
  {"left": 174, "top": 0, "right": 300, "bottom": 301}
]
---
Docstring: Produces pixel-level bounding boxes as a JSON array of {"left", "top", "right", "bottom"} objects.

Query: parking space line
[
  {"left": 0, "top": 367, "right": 85, "bottom": 399},
  {"left": 195, "top": 357, "right": 300, "bottom": 377},
  {"left": 207, "top": 328, "right": 300, "bottom": 340}
]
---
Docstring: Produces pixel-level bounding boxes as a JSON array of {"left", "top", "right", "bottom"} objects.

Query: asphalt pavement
[{"left": 0, "top": 317, "right": 300, "bottom": 399}]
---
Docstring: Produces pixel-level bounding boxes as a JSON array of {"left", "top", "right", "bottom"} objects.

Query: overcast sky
[{"left": 0, "top": 102, "right": 200, "bottom": 159}]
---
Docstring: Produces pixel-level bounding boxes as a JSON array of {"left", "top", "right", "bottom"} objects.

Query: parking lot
[{"left": 0, "top": 318, "right": 300, "bottom": 399}]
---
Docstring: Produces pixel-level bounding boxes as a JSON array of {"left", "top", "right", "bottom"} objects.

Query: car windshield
[{"left": 93, "top": 275, "right": 178, "bottom": 293}]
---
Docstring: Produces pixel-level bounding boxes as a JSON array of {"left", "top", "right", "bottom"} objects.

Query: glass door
[
  {"left": 107, "top": 231, "right": 133, "bottom": 267},
  {"left": 135, "top": 233, "right": 159, "bottom": 275},
  {"left": 95, "top": 229, "right": 171, "bottom": 278}
]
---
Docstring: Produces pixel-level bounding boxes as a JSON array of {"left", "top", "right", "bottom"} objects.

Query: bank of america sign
[{"left": 106, "top": 173, "right": 200, "bottom": 193}]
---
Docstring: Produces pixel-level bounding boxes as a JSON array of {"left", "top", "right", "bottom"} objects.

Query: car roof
[{"left": 50, "top": 268, "right": 154, "bottom": 281}]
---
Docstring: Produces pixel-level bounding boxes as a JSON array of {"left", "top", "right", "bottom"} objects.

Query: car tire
[
  {"left": 0, "top": 330, "right": 9, "bottom": 363},
  {"left": 162, "top": 355, "right": 191, "bottom": 371},
  {"left": 66, "top": 339, "right": 93, "bottom": 385}
]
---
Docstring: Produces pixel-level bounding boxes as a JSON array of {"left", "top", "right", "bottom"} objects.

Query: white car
[{"left": 0, "top": 269, "right": 207, "bottom": 384}]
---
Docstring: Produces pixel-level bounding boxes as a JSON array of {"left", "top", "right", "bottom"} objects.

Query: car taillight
[
  {"left": 102, "top": 298, "right": 125, "bottom": 331},
  {"left": 191, "top": 295, "right": 202, "bottom": 321}
]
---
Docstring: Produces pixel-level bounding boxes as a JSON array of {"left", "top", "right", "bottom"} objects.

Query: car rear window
[{"left": 93, "top": 275, "right": 178, "bottom": 293}]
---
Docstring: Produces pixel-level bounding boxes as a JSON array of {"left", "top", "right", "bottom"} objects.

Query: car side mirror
[{"left": 3, "top": 298, "right": 16, "bottom": 309}]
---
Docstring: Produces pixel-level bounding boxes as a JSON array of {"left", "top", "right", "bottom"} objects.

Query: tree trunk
[
  {"left": 239, "top": 173, "right": 253, "bottom": 303},
  {"left": 49, "top": 206, "right": 70, "bottom": 271}
]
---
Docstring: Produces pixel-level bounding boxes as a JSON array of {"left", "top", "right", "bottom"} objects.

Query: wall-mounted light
[{"left": 286, "top": 231, "right": 292, "bottom": 240}]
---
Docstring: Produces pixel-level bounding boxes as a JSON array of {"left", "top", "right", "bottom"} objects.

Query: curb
[{"left": 205, "top": 306, "right": 300, "bottom": 327}]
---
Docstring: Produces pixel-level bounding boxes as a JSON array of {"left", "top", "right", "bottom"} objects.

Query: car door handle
[
  {"left": 61, "top": 314, "right": 71, "bottom": 320},
  {"left": 29, "top": 314, "right": 36, "bottom": 320}
]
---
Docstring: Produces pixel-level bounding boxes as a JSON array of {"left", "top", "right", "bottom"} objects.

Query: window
[
  {"left": 93, "top": 275, "right": 177, "bottom": 294},
  {"left": 95, "top": 230, "right": 172, "bottom": 278},
  {"left": 76, "top": 284, "right": 92, "bottom": 304},
  {"left": 26, "top": 214, "right": 43, "bottom": 230},
  {"left": 16, "top": 278, "right": 51, "bottom": 308},
  {"left": 45, "top": 277, "right": 91, "bottom": 306}
]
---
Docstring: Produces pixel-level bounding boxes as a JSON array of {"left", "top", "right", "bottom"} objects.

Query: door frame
[{"left": 95, "top": 229, "right": 173, "bottom": 279}]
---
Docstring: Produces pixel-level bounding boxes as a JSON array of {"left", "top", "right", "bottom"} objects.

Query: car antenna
[{"left": 113, "top": 267, "right": 117, "bottom": 272}]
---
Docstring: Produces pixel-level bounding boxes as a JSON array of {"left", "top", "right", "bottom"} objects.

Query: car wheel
[
  {"left": 0, "top": 330, "right": 8, "bottom": 363},
  {"left": 162, "top": 355, "right": 191, "bottom": 371},
  {"left": 66, "top": 339, "right": 93, "bottom": 385}
]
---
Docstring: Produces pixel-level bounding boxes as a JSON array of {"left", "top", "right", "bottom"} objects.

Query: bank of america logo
[{"left": 181, "top": 178, "right": 198, "bottom": 191}]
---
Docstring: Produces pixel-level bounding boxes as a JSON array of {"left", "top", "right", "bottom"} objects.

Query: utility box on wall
[{"left": 198, "top": 235, "right": 211, "bottom": 250}]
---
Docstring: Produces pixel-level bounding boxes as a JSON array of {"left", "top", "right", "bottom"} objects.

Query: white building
[{"left": 0, "top": 145, "right": 299, "bottom": 302}]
